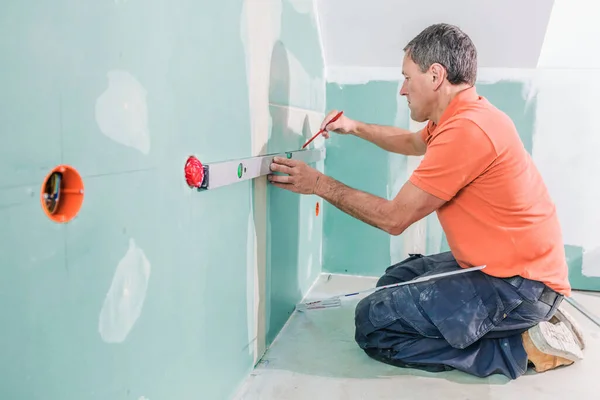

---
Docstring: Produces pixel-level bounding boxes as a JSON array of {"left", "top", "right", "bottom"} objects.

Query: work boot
[
  {"left": 549, "top": 303, "right": 586, "bottom": 350},
  {"left": 522, "top": 319, "right": 584, "bottom": 373}
]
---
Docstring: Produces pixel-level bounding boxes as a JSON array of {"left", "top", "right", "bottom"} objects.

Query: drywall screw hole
[{"left": 40, "top": 165, "right": 84, "bottom": 224}]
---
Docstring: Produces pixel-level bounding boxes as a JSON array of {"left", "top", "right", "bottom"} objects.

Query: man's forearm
[
  {"left": 353, "top": 121, "right": 424, "bottom": 156},
  {"left": 314, "top": 174, "right": 400, "bottom": 234}
]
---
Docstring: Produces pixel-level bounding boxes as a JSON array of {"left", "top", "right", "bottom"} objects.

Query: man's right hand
[
  {"left": 320, "top": 110, "right": 358, "bottom": 138},
  {"left": 318, "top": 110, "right": 425, "bottom": 156}
]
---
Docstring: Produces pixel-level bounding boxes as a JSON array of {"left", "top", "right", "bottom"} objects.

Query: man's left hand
[{"left": 268, "top": 157, "right": 322, "bottom": 194}]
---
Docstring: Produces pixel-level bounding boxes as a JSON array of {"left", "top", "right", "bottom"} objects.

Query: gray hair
[{"left": 404, "top": 23, "right": 477, "bottom": 86}]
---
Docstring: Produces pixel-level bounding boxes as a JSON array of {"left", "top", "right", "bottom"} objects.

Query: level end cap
[{"left": 184, "top": 155, "right": 205, "bottom": 188}]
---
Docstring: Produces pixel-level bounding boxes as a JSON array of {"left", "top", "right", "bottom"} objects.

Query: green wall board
[
  {"left": 263, "top": 0, "right": 325, "bottom": 346},
  {"left": 0, "top": 0, "right": 326, "bottom": 398},
  {"left": 322, "top": 81, "right": 399, "bottom": 276},
  {"left": 565, "top": 244, "right": 600, "bottom": 291},
  {"left": 476, "top": 81, "right": 537, "bottom": 155}
]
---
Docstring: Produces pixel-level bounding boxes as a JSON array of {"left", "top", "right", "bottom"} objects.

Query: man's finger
[
  {"left": 272, "top": 157, "right": 298, "bottom": 167},
  {"left": 320, "top": 110, "right": 339, "bottom": 131},
  {"left": 270, "top": 162, "right": 294, "bottom": 175},
  {"left": 268, "top": 174, "right": 294, "bottom": 184}
]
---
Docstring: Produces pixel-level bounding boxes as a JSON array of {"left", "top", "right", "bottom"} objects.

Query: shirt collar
[{"left": 434, "top": 86, "right": 478, "bottom": 127}]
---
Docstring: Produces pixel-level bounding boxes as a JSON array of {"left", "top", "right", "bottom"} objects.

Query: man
[{"left": 268, "top": 23, "right": 585, "bottom": 379}]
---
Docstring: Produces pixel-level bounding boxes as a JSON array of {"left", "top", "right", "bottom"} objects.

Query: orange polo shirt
[{"left": 409, "top": 87, "right": 571, "bottom": 296}]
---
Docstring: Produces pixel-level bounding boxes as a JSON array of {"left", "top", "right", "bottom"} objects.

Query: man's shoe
[
  {"left": 522, "top": 320, "right": 584, "bottom": 373},
  {"left": 549, "top": 303, "right": 586, "bottom": 350}
]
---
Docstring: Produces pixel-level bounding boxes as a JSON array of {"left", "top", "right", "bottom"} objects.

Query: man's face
[{"left": 399, "top": 54, "right": 435, "bottom": 123}]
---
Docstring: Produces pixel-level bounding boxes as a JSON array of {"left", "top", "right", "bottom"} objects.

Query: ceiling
[{"left": 315, "top": 0, "right": 555, "bottom": 69}]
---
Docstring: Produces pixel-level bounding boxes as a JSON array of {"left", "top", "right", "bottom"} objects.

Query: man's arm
[
  {"left": 314, "top": 174, "right": 445, "bottom": 235},
  {"left": 319, "top": 110, "right": 427, "bottom": 156},
  {"left": 352, "top": 122, "right": 427, "bottom": 156}
]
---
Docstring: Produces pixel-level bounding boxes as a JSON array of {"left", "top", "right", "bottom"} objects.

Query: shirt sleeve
[{"left": 408, "top": 119, "right": 497, "bottom": 201}]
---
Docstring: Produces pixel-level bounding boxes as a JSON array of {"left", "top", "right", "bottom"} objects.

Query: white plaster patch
[
  {"left": 475, "top": 68, "right": 537, "bottom": 84},
  {"left": 240, "top": 0, "right": 284, "bottom": 363},
  {"left": 95, "top": 70, "right": 150, "bottom": 155},
  {"left": 98, "top": 238, "right": 151, "bottom": 343},
  {"left": 530, "top": 69, "right": 600, "bottom": 277},
  {"left": 402, "top": 119, "right": 427, "bottom": 256},
  {"left": 303, "top": 253, "right": 314, "bottom": 294},
  {"left": 240, "top": 0, "right": 283, "bottom": 156},
  {"left": 388, "top": 81, "right": 409, "bottom": 263},
  {"left": 246, "top": 211, "right": 257, "bottom": 357},
  {"left": 582, "top": 247, "right": 600, "bottom": 278},
  {"left": 303, "top": 207, "right": 315, "bottom": 285},
  {"left": 387, "top": 152, "right": 406, "bottom": 263},
  {"left": 476, "top": 67, "right": 539, "bottom": 107},
  {"left": 307, "top": 206, "right": 314, "bottom": 238},
  {"left": 425, "top": 213, "right": 444, "bottom": 254},
  {"left": 326, "top": 66, "right": 404, "bottom": 85},
  {"left": 286, "top": 48, "right": 326, "bottom": 112},
  {"left": 251, "top": 179, "right": 268, "bottom": 363},
  {"left": 312, "top": 0, "right": 327, "bottom": 69},
  {"left": 326, "top": 66, "right": 538, "bottom": 95}
]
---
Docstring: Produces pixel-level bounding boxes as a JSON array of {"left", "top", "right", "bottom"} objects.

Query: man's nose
[{"left": 399, "top": 82, "right": 408, "bottom": 96}]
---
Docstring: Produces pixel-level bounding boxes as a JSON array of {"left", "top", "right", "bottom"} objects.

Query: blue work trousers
[{"left": 354, "top": 252, "right": 564, "bottom": 379}]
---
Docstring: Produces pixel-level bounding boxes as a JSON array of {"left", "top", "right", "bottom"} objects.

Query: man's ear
[{"left": 430, "top": 63, "right": 446, "bottom": 90}]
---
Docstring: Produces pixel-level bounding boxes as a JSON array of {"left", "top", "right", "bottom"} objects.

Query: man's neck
[{"left": 429, "top": 84, "right": 474, "bottom": 125}]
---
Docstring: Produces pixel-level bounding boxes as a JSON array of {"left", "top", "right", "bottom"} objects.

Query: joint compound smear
[
  {"left": 99, "top": 238, "right": 151, "bottom": 343},
  {"left": 95, "top": 70, "right": 150, "bottom": 154}
]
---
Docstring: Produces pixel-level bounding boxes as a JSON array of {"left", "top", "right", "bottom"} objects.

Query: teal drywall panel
[
  {"left": 265, "top": 104, "right": 306, "bottom": 344},
  {"left": 0, "top": 0, "right": 267, "bottom": 398},
  {"left": 322, "top": 81, "right": 399, "bottom": 275},
  {"left": 565, "top": 245, "right": 600, "bottom": 291},
  {"left": 269, "top": 0, "right": 325, "bottom": 112},
  {"left": 2, "top": 0, "right": 328, "bottom": 396},
  {"left": 265, "top": 37, "right": 324, "bottom": 344},
  {"left": 263, "top": 0, "right": 325, "bottom": 346},
  {"left": 280, "top": 0, "right": 323, "bottom": 81},
  {"left": 266, "top": 172, "right": 323, "bottom": 345},
  {"left": 0, "top": 5, "right": 63, "bottom": 189},
  {"left": 476, "top": 81, "right": 536, "bottom": 155}
]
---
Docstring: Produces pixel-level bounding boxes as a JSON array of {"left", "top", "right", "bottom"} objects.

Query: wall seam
[
  {"left": 312, "top": 0, "right": 327, "bottom": 73},
  {"left": 268, "top": 102, "right": 325, "bottom": 116}
]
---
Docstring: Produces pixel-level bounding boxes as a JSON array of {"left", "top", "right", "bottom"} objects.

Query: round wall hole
[{"left": 41, "top": 165, "right": 84, "bottom": 223}]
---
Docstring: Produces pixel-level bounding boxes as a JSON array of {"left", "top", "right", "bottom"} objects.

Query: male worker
[{"left": 268, "top": 23, "right": 585, "bottom": 379}]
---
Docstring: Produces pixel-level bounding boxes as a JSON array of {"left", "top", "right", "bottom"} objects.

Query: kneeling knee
[
  {"left": 354, "top": 296, "right": 374, "bottom": 344},
  {"left": 354, "top": 295, "right": 370, "bottom": 326}
]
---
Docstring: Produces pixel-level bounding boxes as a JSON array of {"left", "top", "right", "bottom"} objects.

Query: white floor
[{"left": 234, "top": 274, "right": 600, "bottom": 399}]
